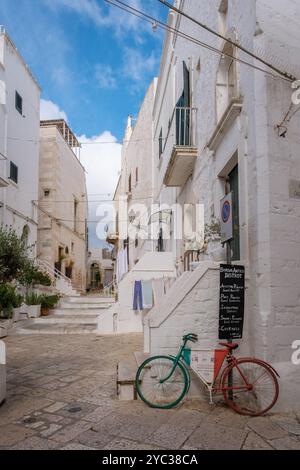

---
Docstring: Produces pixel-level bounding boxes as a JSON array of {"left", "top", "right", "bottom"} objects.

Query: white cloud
[
  {"left": 43, "top": 0, "right": 157, "bottom": 39},
  {"left": 95, "top": 64, "right": 117, "bottom": 89},
  {"left": 40, "top": 99, "right": 68, "bottom": 121},
  {"left": 78, "top": 131, "right": 122, "bottom": 246},
  {"left": 122, "top": 47, "right": 158, "bottom": 86}
]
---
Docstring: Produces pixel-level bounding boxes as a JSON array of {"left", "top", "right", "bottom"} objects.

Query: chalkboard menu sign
[{"left": 219, "top": 264, "right": 245, "bottom": 340}]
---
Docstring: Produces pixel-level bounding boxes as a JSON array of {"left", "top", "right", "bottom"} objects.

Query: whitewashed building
[
  {"left": 144, "top": 0, "right": 300, "bottom": 410},
  {"left": 37, "top": 120, "right": 88, "bottom": 293},
  {"left": 106, "top": 0, "right": 300, "bottom": 410},
  {"left": 87, "top": 247, "right": 114, "bottom": 291},
  {"left": 0, "top": 27, "right": 40, "bottom": 250}
]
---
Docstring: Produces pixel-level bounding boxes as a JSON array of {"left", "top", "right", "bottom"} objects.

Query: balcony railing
[
  {"left": 161, "top": 106, "right": 198, "bottom": 188},
  {"left": 162, "top": 106, "right": 197, "bottom": 155}
]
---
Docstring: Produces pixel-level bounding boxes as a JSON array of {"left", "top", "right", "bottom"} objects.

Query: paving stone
[
  {"left": 104, "top": 438, "right": 164, "bottom": 451},
  {"left": 43, "top": 401, "right": 67, "bottom": 413},
  {"left": 118, "top": 416, "right": 162, "bottom": 443},
  {"left": 11, "top": 436, "right": 59, "bottom": 450},
  {"left": 40, "top": 423, "right": 63, "bottom": 437},
  {"left": 242, "top": 432, "right": 273, "bottom": 450},
  {"left": 248, "top": 417, "right": 288, "bottom": 440},
  {"left": 50, "top": 421, "right": 92, "bottom": 443},
  {"left": 270, "top": 414, "right": 300, "bottom": 436},
  {"left": 58, "top": 402, "right": 98, "bottom": 419},
  {"left": 76, "top": 429, "right": 113, "bottom": 449},
  {"left": 0, "top": 424, "right": 36, "bottom": 446},
  {"left": 184, "top": 423, "right": 247, "bottom": 450},
  {"left": 82, "top": 405, "right": 114, "bottom": 423},
  {"left": 39, "top": 413, "right": 64, "bottom": 423},
  {"left": 148, "top": 422, "right": 196, "bottom": 449},
  {"left": 269, "top": 437, "right": 300, "bottom": 450},
  {"left": 60, "top": 443, "right": 97, "bottom": 450}
]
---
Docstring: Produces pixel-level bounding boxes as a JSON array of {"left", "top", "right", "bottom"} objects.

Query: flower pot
[
  {"left": 12, "top": 307, "right": 21, "bottom": 323},
  {"left": 27, "top": 305, "right": 41, "bottom": 318},
  {"left": 207, "top": 240, "right": 226, "bottom": 262},
  {"left": 19, "top": 303, "right": 28, "bottom": 315},
  {"left": 41, "top": 306, "right": 50, "bottom": 317}
]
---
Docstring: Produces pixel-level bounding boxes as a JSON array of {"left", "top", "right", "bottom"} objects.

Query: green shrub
[
  {"left": 0, "top": 283, "right": 16, "bottom": 318},
  {"left": 25, "top": 292, "right": 42, "bottom": 306},
  {"left": 40, "top": 294, "right": 60, "bottom": 309},
  {"left": 0, "top": 225, "right": 29, "bottom": 283},
  {"left": 19, "top": 259, "right": 52, "bottom": 287}
]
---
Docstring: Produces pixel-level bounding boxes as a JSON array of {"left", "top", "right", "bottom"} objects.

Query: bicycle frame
[{"left": 160, "top": 341, "right": 254, "bottom": 405}]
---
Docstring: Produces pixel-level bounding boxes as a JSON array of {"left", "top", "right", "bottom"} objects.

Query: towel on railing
[{"left": 141, "top": 280, "right": 153, "bottom": 309}]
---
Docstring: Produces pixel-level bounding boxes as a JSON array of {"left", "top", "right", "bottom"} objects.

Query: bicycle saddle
[
  {"left": 183, "top": 333, "right": 198, "bottom": 343},
  {"left": 219, "top": 342, "right": 239, "bottom": 350}
]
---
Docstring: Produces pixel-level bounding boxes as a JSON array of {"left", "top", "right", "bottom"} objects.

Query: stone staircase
[{"left": 15, "top": 295, "right": 115, "bottom": 335}]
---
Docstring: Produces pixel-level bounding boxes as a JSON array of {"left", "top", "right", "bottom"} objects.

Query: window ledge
[
  {"left": 206, "top": 98, "right": 243, "bottom": 152},
  {"left": 8, "top": 178, "right": 18, "bottom": 188}
]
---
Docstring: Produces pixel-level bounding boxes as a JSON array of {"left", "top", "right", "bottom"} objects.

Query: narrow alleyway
[{"left": 0, "top": 334, "right": 299, "bottom": 450}]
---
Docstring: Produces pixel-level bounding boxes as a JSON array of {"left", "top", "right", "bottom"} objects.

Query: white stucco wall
[
  {"left": 0, "top": 30, "right": 40, "bottom": 251},
  {"left": 147, "top": 0, "right": 300, "bottom": 410}
]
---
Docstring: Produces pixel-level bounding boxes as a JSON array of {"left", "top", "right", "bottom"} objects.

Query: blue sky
[
  {"left": 0, "top": 0, "right": 167, "bottom": 140},
  {"left": 0, "top": 0, "right": 168, "bottom": 247}
]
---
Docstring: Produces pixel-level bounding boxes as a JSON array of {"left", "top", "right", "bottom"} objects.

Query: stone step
[
  {"left": 15, "top": 323, "right": 97, "bottom": 335},
  {"left": 59, "top": 303, "right": 113, "bottom": 310},
  {"left": 134, "top": 351, "right": 150, "bottom": 368},
  {"left": 64, "top": 296, "right": 115, "bottom": 304},
  {"left": 51, "top": 309, "right": 103, "bottom": 317},
  {"left": 33, "top": 315, "right": 98, "bottom": 325},
  {"left": 52, "top": 308, "right": 110, "bottom": 316},
  {"left": 117, "top": 358, "right": 138, "bottom": 401}
]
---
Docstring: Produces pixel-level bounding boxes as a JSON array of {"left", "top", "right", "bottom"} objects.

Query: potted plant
[
  {"left": 25, "top": 292, "right": 42, "bottom": 318},
  {"left": 0, "top": 284, "right": 15, "bottom": 338},
  {"left": 40, "top": 294, "right": 60, "bottom": 316},
  {"left": 12, "top": 292, "right": 24, "bottom": 323},
  {"left": 202, "top": 218, "right": 226, "bottom": 262}
]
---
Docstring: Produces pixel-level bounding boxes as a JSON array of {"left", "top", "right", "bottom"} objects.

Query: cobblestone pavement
[{"left": 0, "top": 334, "right": 300, "bottom": 450}]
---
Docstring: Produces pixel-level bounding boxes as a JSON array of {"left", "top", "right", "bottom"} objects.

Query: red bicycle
[{"left": 136, "top": 334, "right": 280, "bottom": 416}]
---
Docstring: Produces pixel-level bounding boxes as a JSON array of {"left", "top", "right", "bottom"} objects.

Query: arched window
[{"left": 216, "top": 41, "right": 237, "bottom": 122}]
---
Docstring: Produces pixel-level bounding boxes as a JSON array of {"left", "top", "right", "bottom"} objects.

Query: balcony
[{"left": 162, "top": 107, "right": 198, "bottom": 187}]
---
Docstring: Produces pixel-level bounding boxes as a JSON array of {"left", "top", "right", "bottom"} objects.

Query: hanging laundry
[
  {"left": 133, "top": 280, "right": 143, "bottom": 310},
  {"left": 116, "top": 249, "right": 128, "bottom": 284},
  {"left": 141, "top": 280, "right": 153, "bottom": 309}
]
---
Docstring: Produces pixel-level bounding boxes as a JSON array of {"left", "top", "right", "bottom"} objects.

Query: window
[
  {"left": 15, "top": 91, "right": 23, "bottom": 115},
  {"left": 159, "top": 128, "right": 163, "bottom": 158},
  {"left": 44, "top": 189, "right": 50, "bottom": 197},
  {"left": 9, "top": 161, "right": 18, "bottom": 184},
  {"left": 128, "top": 174, "right": 132, "bottom": 193},
  {"left": 74, "top": 199, "right": 78, "bottom": 231},
  {"left": 216, "top": 42, "right": 237, "bottom": 121}
]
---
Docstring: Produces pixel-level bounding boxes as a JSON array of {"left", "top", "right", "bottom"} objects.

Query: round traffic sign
[{"left": 221, "top": 200, "right": 231, "bottom": 223}]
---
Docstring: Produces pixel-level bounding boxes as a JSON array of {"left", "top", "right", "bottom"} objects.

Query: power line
[
  {"left": 159, "top": 0, "right": 296, "bottom": 82},
  {"left": 106, "top": 0, "right": 294, "bottom": 83}
]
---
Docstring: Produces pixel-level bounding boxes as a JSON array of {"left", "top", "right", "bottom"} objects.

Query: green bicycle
[{"left": 135, "top": 333, "right": 197, "bottom": 410}]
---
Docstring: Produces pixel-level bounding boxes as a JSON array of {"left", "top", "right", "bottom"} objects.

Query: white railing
[
  {"left": 35, "top": 258, "right": 75, "bottom": 294},
  {"left": 102, "top": 279, "right": 117, "bottom": 298}
]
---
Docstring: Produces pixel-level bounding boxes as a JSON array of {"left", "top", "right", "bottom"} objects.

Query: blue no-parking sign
[{"left": 220, "top": 193, "right": 233, "bottom": 243}]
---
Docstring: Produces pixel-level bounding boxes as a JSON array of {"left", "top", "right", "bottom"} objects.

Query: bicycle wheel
[
  {"left": 222, "top": 358, "right": 279, "bottom": 416},
  {"left": 135, "top": 355, "right": 189, "bottom": 409}
]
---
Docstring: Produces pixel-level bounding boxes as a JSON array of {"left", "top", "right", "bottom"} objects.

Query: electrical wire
[
  {"left": 105, "top": 0, "right": 295, "bottom": 83},
  {"left": 158, "top": 0, "right": 296, "bottom": 81}
]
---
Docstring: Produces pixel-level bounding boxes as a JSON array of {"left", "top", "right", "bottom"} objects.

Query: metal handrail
[{"left": 36, "top": 258, "right": 73, "bottom": 288}]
